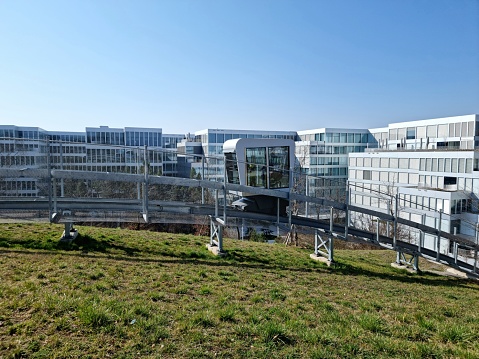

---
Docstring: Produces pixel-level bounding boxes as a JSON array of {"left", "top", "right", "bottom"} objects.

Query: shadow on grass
[
  {"left": 1, "top": 243, "right": 477, "bottom": 290},
  {"left": 329, "top": 261, "right": 479, "bottom": 290},
  {"left": 0, "top": 234, "right": 140, "bottom": 256}
]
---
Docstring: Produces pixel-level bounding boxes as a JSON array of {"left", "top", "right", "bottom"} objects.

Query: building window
[
  {"left": 426, "top": 125, "right": 437, "bottom": 137},
  {"left": 363, "top": 170, "right": 371, "bottom": 180},
  {"left": 444, "top": 176, "right": 457, "bottom": 185},
  {"left": 405, "top": 127, "right": 416, "bottom": 140}
]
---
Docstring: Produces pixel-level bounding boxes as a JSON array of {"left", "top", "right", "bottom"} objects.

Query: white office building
[
  {"left": 0, "top": 125, "right": 183, "bottom": 196},
  {"left": 296, "top": 128, "right": 373, "bottom": 204},
  {"left": 349, "top": 114, "right": 479, "bottom": 253}
]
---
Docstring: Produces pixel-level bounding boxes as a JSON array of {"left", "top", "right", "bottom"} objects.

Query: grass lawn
[{"left": 0, "top": 223, "right": 478, "bottom": 358}]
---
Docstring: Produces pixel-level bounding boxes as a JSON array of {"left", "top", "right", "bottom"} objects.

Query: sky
[{"left": 0, "top": 0, "right": 478, "bottom": 134}]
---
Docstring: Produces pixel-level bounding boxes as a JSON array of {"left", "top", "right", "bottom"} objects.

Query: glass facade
[{"left": 244, "top": 146, "right": 290, "bottom": 189}]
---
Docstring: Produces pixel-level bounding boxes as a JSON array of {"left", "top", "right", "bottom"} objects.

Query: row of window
[
  {"left": 419, "top": 158, "right": 473, "bottom": 173},
  {"left": 387, "top": 121, "right": 476, "bottom": 141},
  {"left": 0, "top": 143, "right": 40, "bottom": 152},
  {"left": 299, "top": 132, "right": 371, "bottom": 143},
  {"left": 351, "top": 174, "right": 475, "bottom": 193},
  {"left": 50, "top": 145, "right": 86, "bottom": 154},
  {"left": 197, "top": 133, "right": 295, "bottom": 145},
  {"left": 85, "top": 131, "right": 163, "bottom": 147},
  {"left": 51, "top": 155, "right": 86, "bottom": 164},
  {"left": 0, "top": 180, "right": 37, "bottom": 191},
  {"left": 50, "top": 134, "right": 86, "bottom": 143},
  {"left": 350, "top": 156, "right": 420, "bottom": 170},
  {"left": 307, "top": 167, "right": 348, "bottom": 177},
  {"left": 125, "top": 131, "right": 162, "bottom": 147},
  {"left": 0, "top": 155, "right": 37, "bottom": 166},
  {"left": 0, "top": 130, "right": 48, "bottom": 139},
  {"left": 310, "top": 156, "right": 349, "bottom": 166},
  {"left": 308, "top": 178, "right": 346, "bottom": 188},
  {"left": 300, "top": 145, "right": 366, "bottom": 156},
  {"left": 86, "top": 149, "right": 163, "bottom": 164},
  {"left": 350, "top": 156, "right": 475, "bottom": 174}
]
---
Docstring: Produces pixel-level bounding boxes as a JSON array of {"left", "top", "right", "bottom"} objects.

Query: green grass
[{"left": 0, "top": 223, "right": 479, "bottom": 358}]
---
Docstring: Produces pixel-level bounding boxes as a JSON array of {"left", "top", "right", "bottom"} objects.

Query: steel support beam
[
  {"left": 208, "top": 216, "right": 225, "bottom": 256},
  {"left": 395, "top": 251, "right": 420, "bottom": 272}
]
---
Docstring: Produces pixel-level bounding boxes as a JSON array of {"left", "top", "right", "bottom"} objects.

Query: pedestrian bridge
[{"left": 0, "top": 168, "right": 478, "bottom": 278}]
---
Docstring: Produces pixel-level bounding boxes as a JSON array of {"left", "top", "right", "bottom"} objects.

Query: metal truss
[
  {"left": 313, "top": 229, "right": 333, "bottom": 262},
  {"left": 396, "top": 251, "right": 419, "bottom": 271},
  {"left": 209, "top": 216, "right": 224, "bottom": 254}
]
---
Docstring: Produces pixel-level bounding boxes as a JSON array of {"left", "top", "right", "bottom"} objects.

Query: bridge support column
[
  {"left": 207, "top": 216, "right": 226, "bottom": 256},
  {"left": 310, "top": 230, "right": 334, "bottom": 266},
  {"left": 391, "top": 250, "right": 420, "bottom": 273},
  {"left": 310, "top": 209, "right": 335, "bottom": 266},
  {"left": 60, "top": 222, "right": 78, "bottom": 242}
]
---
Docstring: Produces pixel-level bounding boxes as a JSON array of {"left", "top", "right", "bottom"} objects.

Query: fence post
[
  {"left": 344, "top": 182, "right": 349, "bottom": 240},
  {"left": 329, "top": 206, "right": 334, "bottom": 262},
  {"left": 47, "top": 137, "right": 53, "bottom": 220},
  {"left": 223, "top": 155, "right": 227, "bottom": 224},
  {"left": 393, "top": 194, "right": 398, "bottom": 249},
  {"left": 436, "top": 209, "right": 442, "bottom": 261},
  {"left": 143, "top": 145, "right": 149, "bottom": 222},
  {"left": 201, "top": 155, "right": 205, "bottom": 204},
  {"left": 59, "top": 142, "right": 64, "bottom": 197}
]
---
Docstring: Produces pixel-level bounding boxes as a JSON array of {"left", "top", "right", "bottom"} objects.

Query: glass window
[
  {"left": 458, "top": 158, "right": 465, "bottom": 173},
  {"left": 225, "top": 153, "right": 239, "bottom": 184},
  {"left": 451, "top": 158, "right": 458, "bottom": 173},
  {"left": 466, "top": 158, "right": 472, "bottom": 173},
  {"left": 246, "top": 147, "right": 266, "bottom": 187},
  {"left": 410, "top": 158, "right": 419, "bottom": 170},
  {"left": 426, "top": 125, "right": 437, "bottom": 137},
  {"left": 438, "top": 124, "right": 448, "bottom": 137},
  {"left": 390, "top": 158, "right": 399, "bottom": 169},
  {"left": 389, "top": 129, "right": 397, "bottom": 140},
  {"left": 426, "top": 158, "right": 432, "bottom": 171},
  {"left": 449, "top": 123, "right": 455, "bottom": 137},
  {"left": 445, "top": 158, "right": 451, "bottom": 172},
  {"left": 454, "top": 123, "right": 461, "bottom": 137},
  {"left": 462, "top": 122, "right": 468, "bottom": 137},
  {"left": 241, "top": 146, "right": 292, "bottom": 189},
  {"left": 438, "top": 158, "right": 444, "bottom": 172}
]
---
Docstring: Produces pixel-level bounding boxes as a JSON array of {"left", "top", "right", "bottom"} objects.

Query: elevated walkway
[{"left": 0, "top": 169, "right": 477, "bottom": 278}]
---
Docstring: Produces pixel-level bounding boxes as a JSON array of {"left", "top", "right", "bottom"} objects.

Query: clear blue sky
[{"left": 0, "top": 0, "right": 478, "bottom": 134}]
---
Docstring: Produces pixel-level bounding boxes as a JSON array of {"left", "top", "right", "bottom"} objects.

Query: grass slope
[{"left": 0, "top": 223, "right": 478, "bottom": 358}]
